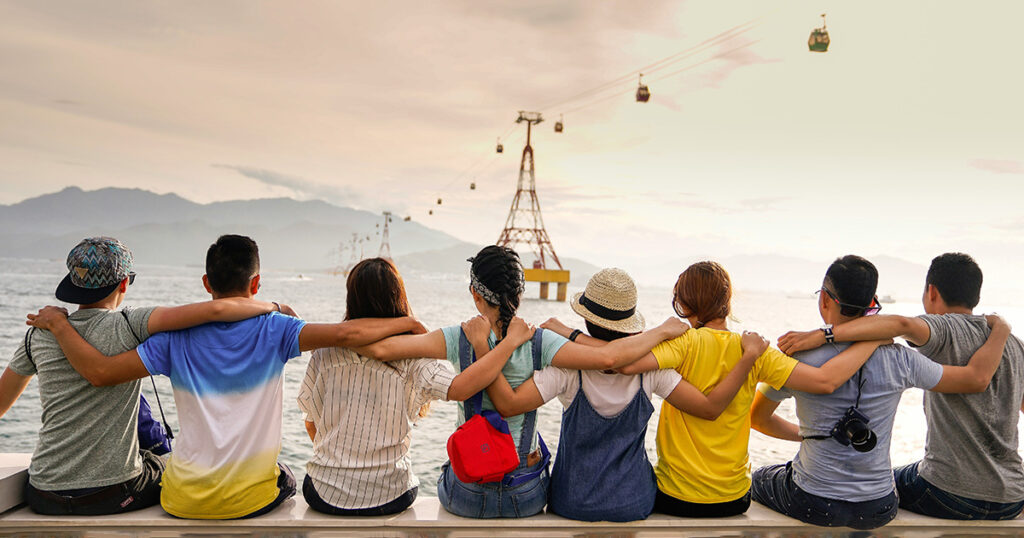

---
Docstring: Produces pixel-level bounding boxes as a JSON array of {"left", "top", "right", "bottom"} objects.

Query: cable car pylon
[
  {"left": 496, "top": 111, "right": 569, "bottom": 301},
  {"left": 378, "top": 211, "right": 393, "bottom": 260}
]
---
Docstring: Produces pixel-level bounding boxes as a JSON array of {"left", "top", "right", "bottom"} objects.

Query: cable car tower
[
  {"left": 378, "top": 211, "right": 393, "bottom": 260},
  {"left": 496, "top": 111, "right": 570, "bottom": 301}
]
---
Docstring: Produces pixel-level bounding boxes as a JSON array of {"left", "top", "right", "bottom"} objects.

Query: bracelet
[
  {"left": 569, "top": 329, "right": 582, "bottom": 342},
  {"left": 272, "top": 301, "right": 281, "bottom": 312}
]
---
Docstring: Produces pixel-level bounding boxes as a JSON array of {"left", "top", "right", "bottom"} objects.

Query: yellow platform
[{"left": 524, "top": 268, "right": 570, "bottom": 301}]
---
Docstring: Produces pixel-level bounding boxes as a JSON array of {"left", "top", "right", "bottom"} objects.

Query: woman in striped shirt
[{"left": 297, "top": 257, "right": 535, "bottom": 516}]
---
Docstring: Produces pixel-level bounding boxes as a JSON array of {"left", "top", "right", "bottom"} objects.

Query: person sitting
[
  {"left": 777, "top": 252, "right": 1024, "bottom": 520},
  {"left": 483, "top": 268, "right": 768, "bottom": 522},
  {"left": 750, "top": 255, "right": 1010, "bottom": 530}
]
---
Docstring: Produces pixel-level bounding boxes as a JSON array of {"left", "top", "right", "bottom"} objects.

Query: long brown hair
[
  {"left": 345, "top": 258, "right": 411, "bottom": 320},
  {"left": 673, "top": 261, "right": 732, "bottom": 328},
  {"left": 344, "top": 258, "right": 430, "bottom": 417}
]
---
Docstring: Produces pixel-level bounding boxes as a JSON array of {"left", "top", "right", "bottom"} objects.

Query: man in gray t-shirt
[
  {"left": 753, "top": 255, "right": 1011, "bottom": 530},
  {"left": 778, "top": 252, "right": 1024, "bottom": 520},
  {"left": 0, "top": 237, "right": 278, "bottom": 515}
]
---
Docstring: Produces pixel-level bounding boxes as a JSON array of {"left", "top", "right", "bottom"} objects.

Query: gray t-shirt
[
  {"left": 761, "top": 343, "right": 943, "bottom": 502},
  {"left": 7, "top": 307, "right": 154, "bottom": 490},
  {"left": 913, "top": 314, "right": 1024, "bottom": 502}
]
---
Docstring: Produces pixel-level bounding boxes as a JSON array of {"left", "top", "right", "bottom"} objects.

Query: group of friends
[{"left": 0, "top": 234, "right": 1020, "bottom": 530}]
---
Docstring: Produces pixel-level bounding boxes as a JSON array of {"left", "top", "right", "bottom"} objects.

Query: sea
[{"left": 2, "top": 257, "right": 1023, "bottom": 497}]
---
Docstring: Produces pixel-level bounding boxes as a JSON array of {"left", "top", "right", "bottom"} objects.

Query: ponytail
[{"left": 469, "top": 245, "right": 524, "bottom": 341}]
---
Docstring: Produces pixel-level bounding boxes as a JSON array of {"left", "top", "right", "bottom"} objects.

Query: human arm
[
  {"left": 446, "top": 318, "right": 535, "bottom": 401},
  {"left": 929, "top": 315, "right": 1010, "bottom": 393},
  {"left": 663, "top": 331, "right": 767, "bottom": 421},
  {"left": 27, "top": 306, "right": 151, "bottom": 386},
  {"left": 540, "top": 318, "right": 606, "bottom": 348},
  {"left": 749, "top": 390, "right": 801, "bottom": 441},
  {"left": 0, "top": 367, "right": 32, "bottom": 419},
  {"left": 778, "top": 315, "right": 931, "bottom": 355},
  {"left": 782, "top": 340, "right": 890, "bottom": 394},
  {"left": 304, "top": 420, "right": 316, "bottom": 442},
  {"left": 550, "top": 317, "right": 689, "bottom": 370},
  {"left": 146, "top": 297, "right": 284, "bottom": 335},
  {"left": 485, "top": 374, "right": 545, "bottom": 417},
  {"left": 299, "top": 317, "right": 428, "bottom": 353},
  {"left": 353, "top": 329, "right": 448, "bottom": 361}
]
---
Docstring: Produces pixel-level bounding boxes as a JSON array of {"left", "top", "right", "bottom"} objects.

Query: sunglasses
[
  {"left": 817, "top": 287, "right": 881, "bottom": 316},
  {"left": 127, "top": 272, "right": 136, "bottom": 285},
  {"left": 671, "top": 298, "right": 688, "bottom": 318}
]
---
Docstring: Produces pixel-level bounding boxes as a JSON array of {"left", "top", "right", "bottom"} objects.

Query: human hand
[
  {"left": 740, "top": 330, "right": 769, "bottom": 359},
  {"left": 277, "top": 303, "right": 299, "bottom": 318},
  {"left": 777, "top": 329, "right": 825, "bottom": 355},
  {"left": 461, "top": 315, "right": 491, "bottom": 349},
  {"left": 539, "top": 317, "right": 571, "bottom": 338},
  {"left": 26, "top": 306, "right": 70, "bottom": 331},
  {"left": 986, "top": 314, "right": 1010, "bottom": 334},
  {"left": 657, "top": 317, "right": 690, "bottom": 340},
  {"left": 505, "top": 317, "right": 536, "bottom": 347},
  {"left": 409, "top": 318, "right": 428, "bottom": 335}
]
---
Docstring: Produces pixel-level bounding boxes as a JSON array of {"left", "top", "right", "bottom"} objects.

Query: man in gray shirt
[
  {"left": 0, "top": 237, "right": 278, "bottom": 515},
  {"left": 752, "top": 255, "right": 1011, "bottom": 529},
  {"left": 778, "top": 252, "right": 1024, "bottom": 520}
]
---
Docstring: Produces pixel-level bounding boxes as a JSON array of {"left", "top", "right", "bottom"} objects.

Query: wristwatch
[{"left": 821, "top": 324, "right": 835, "bottom": 344}]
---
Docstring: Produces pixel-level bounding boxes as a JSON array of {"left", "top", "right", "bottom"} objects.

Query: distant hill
[{"left": 0, "top": 187, "right": 464, "bottom": 270}]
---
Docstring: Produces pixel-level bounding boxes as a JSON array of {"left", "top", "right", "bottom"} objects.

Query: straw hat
[{"left": 570, "top": 268, "right": 646, "bottom": 334}]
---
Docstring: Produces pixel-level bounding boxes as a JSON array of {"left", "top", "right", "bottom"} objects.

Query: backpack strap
[
  {"left": 23, "top": 328, "right": 36, "bottom": 367},
  {"left": 122, "top": 309, "right": 174, "bottom": 440},
  {"left": 458, "top": 328, "right": 482, "bottom": 419},
  {"left": 515, "top": 329, "right": 547, "bottom": 458}
]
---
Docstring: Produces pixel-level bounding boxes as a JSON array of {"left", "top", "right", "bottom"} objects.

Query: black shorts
[{"left": 25, "top": 449, "right": 164, "bottom": 516}]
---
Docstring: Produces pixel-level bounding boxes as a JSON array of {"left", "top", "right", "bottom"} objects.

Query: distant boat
[{"left": 879, "top": 295, "right": 896, "bottom": 304}]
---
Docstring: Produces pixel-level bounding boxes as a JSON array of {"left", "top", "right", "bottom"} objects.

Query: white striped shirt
[{"left": 297, "top": 346, "right": 455, "bottom": 509}]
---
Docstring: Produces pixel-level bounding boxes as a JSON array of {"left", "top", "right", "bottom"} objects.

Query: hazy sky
[{"left": 1, "top": 1, "right": 1022, "bottom": 289}]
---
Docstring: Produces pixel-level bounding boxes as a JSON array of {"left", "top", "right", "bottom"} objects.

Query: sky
[{"left": 1, "top": 1, "right": 1022, "bottom": 292}]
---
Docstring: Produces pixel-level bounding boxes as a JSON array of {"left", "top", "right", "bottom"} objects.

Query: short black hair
[
  {"left": 584, "top": 320, "right": 633, "bottom": 342},
  {"left": 205, "top": 235, "right": 260, "bottom": 294},
  {"left": 926, "top": 252, "right": 982, "bottom": 308},
  {"left": 824, "top": 255, "right": 878, "bottom": 317}
]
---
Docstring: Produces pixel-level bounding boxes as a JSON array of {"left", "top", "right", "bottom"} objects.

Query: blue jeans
[
  {"left": 894, "top": 462, "right": 1024, "bottom": 520},
  {"left": 752, "top": 463, "right": 897, "bottom": 530},
  {"left": 437, "top": 461, "right": 550, "bottom": 518}
]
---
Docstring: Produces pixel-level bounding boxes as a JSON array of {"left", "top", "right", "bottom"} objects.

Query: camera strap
[{"left": 802, "top": 367, "right": 865, "bottom": 441}]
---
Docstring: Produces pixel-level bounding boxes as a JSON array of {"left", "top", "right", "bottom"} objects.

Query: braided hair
[{"left": 469, "top": 245, "right": 524, "bottom": 341}]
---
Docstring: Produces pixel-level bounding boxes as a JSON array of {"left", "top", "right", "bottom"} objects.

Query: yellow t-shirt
[{"left": 652, "top": 328, "right": 797, "bottom": 504}]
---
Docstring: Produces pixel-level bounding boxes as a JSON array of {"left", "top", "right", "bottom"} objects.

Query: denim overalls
[
  {"left": 548, "top": 371, "right": 657, "bottom": 522},
  {"left": 437, "top": 330, "right": 551, "bottom": 518}
]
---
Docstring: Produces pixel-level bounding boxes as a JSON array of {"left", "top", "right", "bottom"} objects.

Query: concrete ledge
[
  {"left": 2, "top": 497, "right": 1024, "bottom": 536},
  {"left": 0, "top": 454, "right": 29, "bottom": 514}
]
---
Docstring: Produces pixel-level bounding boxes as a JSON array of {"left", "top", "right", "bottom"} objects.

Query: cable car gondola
[
  {"left": 470, "top": 182, "right": 476, "bottom": 190},
  {"left": 808, "top": 14, "right": 830, "bottom": 52},
  {"left": 437, "top": 198, "right": 442, "bottom": 205},
  {"left": 496, "top": 138, "right": 503, "bottom": 153},
  {"left": 636, "top": 74, "right": 650, "bottom": 103},
  {"left": 429, "top": 210, "right": 433, "bottom": 215},
  {"left": 554, "top": 114, "right": 563, "bottom": 133}
]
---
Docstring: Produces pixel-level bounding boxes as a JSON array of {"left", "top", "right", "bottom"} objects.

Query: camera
[{"left": 830, "top": 406, "right": 877, "bottom": 452}]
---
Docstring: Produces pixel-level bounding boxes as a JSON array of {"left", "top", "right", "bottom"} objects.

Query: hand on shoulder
[{"left": 26, "top": 306, "right": 70, "bottom": 331}]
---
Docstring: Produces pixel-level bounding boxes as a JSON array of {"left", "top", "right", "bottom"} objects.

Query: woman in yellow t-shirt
[{"left": 619, "top": 261, "right": 886, "bottom": 517}]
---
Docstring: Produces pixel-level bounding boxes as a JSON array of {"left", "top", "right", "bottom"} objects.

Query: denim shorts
[
  {"left": 437, "top": 460, "right": 550, "bottom": 518},
  {"left": 894, "top": 461, "right": 1024, "bottom": 520}
]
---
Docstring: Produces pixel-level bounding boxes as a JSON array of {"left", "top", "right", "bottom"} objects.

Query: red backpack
[{"left": 446, "top": 329, "right": 549, "bottom": 484}]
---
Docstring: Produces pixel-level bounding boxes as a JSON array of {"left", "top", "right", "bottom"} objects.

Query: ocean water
[{"left": 2, "top": 257, "right": 1023, "bottom": 497}]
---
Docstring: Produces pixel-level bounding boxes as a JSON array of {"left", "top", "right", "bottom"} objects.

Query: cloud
[
  {"left": 211, "top": 164, "right": 360, "bottom": 206},
  {"left": 970, "top": 159, "right": 1024, "bottom": 175}
]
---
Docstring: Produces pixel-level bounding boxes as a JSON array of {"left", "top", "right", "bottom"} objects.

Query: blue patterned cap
[{"left": 55, "top": 237, "right": 134, "bottom": 304}]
